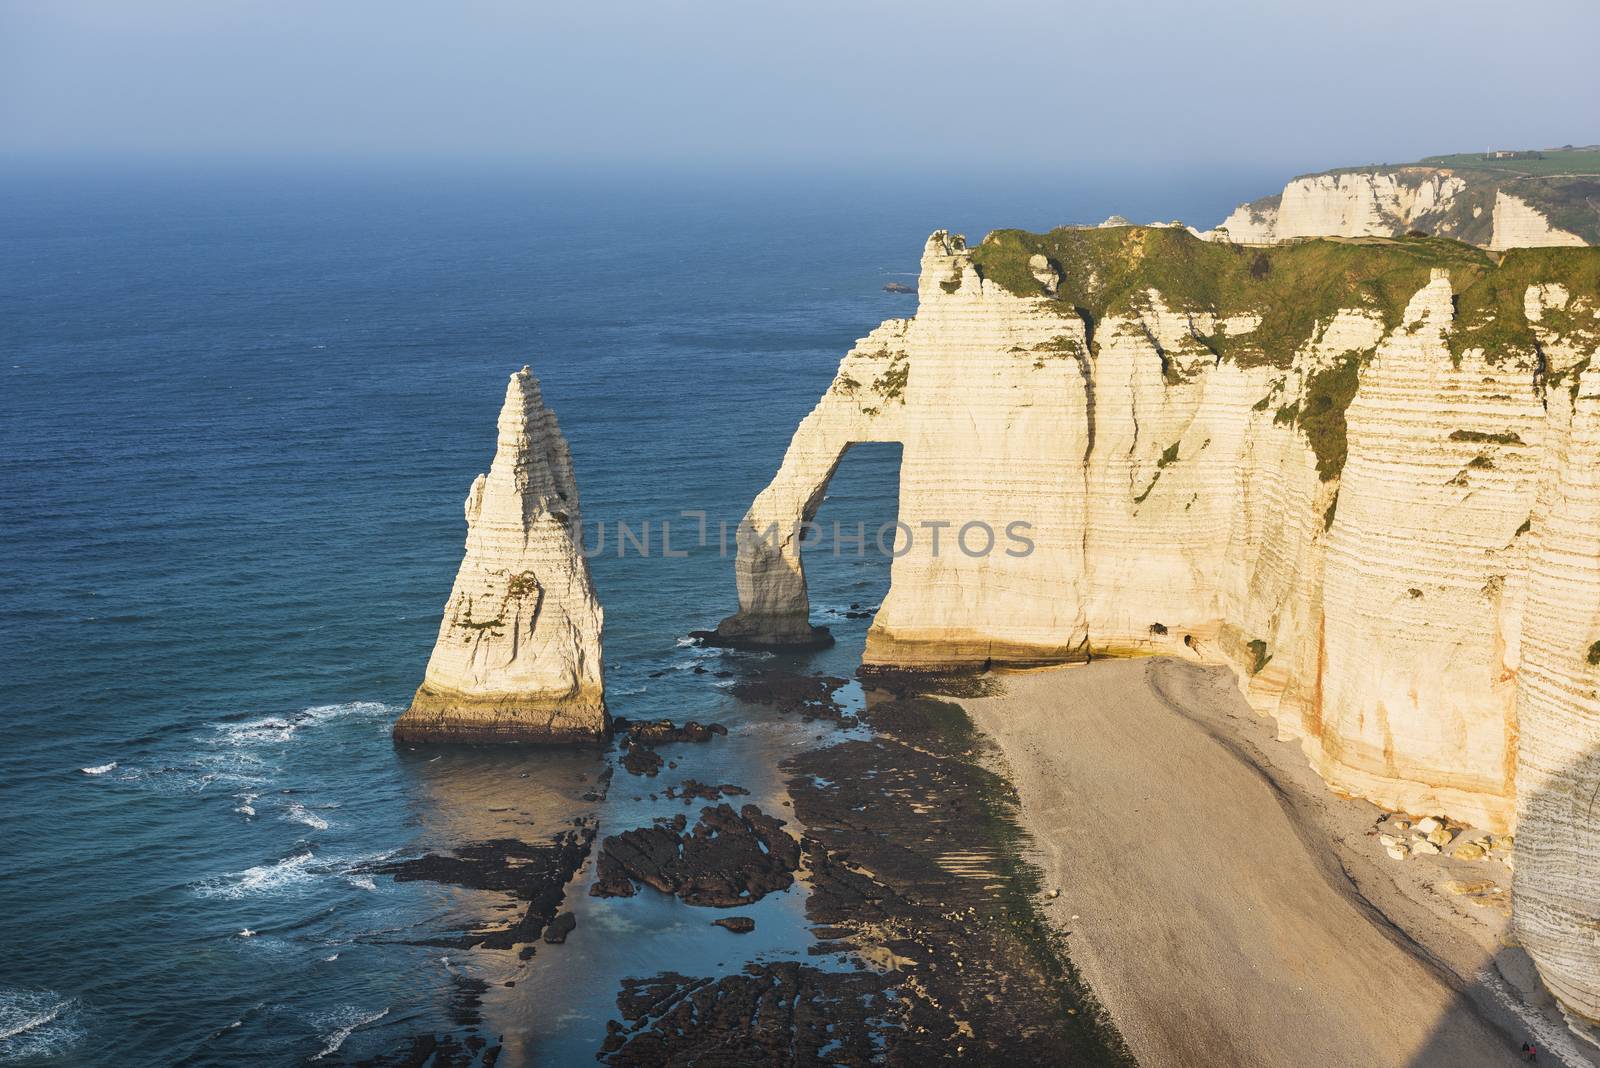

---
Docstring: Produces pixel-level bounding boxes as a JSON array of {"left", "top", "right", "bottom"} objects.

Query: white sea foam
[
  {"left": 309, "top": 1006, "right": 389, "bottom": 1061},
  {"left": 79, "top": 762, "right": 116, "bottom": 775},
  {"left": 284, "top": 802, "right": 330, "bottom": 831},
  {"left": 131, "top": 701, "right": 393, "bottom": 799},
  {"left": 193, "top": 851, "right": 319, "bottom": 900},
  {"left": 0, "top": 990, "right": 84, "bottom": 1061},
  {"left": 218, "top": 717, "right": 298, "bottom": 746},
  {"left": 215, "top": 702, "right": 391, "bottom": 749}
]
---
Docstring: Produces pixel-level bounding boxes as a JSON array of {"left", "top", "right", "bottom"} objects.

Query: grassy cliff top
[
  {"left": 968, "top": 225, "right": 1600, "bottom": 368},
  {"left": 1274, "top": 148, "right": 1600, "bottom": 244},
  {"left": 1311, "top": 145, "right": 1600, "bottom": 179}
]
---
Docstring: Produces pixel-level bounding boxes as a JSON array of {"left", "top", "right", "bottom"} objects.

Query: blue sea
[{"left": 0, "top": 161, "right": 1265, "bottom": 1064}]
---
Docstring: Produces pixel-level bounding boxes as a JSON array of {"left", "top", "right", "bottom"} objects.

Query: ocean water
[{"left": 0, "top": 162, "right": 1265, "bottom": 1064}]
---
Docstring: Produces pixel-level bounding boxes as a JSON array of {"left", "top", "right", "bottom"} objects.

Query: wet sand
[{"left": 963, "top": 657, "right": 1597, "bottom": 1068}]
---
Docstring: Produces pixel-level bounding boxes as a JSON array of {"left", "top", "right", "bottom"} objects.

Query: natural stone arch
[{"left": 711, "top": 320, "right": 912, "bottom": 648}]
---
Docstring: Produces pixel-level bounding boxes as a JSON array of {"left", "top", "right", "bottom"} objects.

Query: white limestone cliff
[
  {"left": 1491, "top": 191, "right": 1588, "bottom": 251},
  {"left": 395, "top": 367, "right": 605, "bottom": 743},
  {"left": 714, "top": 319, "right": 912, "bottom": 649},
  {"left": 717, "top": 228, "right": 1600, "bottom": 1030},
  {"left": 1212, "top": 170, "right": 1591, "bottom": 249},
  {"left": 1514, "top": 358, "right": 1600, "bottom": 1038},
  {"left": 1212, "top": 171, "right": 1467, "bottom": 244}
]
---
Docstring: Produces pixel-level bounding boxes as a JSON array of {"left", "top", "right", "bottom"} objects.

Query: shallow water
[{"left": 0, "top": 163, "right": 1262, "bottom": 1064}]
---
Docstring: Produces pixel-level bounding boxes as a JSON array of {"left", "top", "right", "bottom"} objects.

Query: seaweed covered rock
[{"left": 590, "top": 803, "right": 799, "bottom": 907}]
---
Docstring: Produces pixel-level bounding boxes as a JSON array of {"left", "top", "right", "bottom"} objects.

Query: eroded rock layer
[
  {"left": 396, "top": 367, "right": 605, "bottom": 743},
  {"left": 717, "top": 225, "right": 1600, "bottom": 1029},
  {"left": 1514, "top": 363, "right": 1600, "bottom": 1032}
]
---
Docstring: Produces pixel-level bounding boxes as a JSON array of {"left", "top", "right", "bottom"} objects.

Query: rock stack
[{"left": 395, "top": 367, "right": 605, "bottom": 743}]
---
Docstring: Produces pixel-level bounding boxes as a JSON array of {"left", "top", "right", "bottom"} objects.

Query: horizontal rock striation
[
  {"left": 1514, "top": 361, "right": 1600, "bottom": 1035},
  {"left": 719, "top": 224, "right": 1600, "bottom": 1032},
  {"left": 395, "top": 367, "right": 605, "bottom": 744}
]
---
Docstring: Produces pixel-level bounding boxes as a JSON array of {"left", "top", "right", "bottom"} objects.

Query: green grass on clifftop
[
  {"left": 969, "top": 226, "right": 1599, "bottom": 370},
  {"left": 1416, "top": 147, "right": 1600, "bottom": 177},
  {"left": 968, "top": 226, "right": 1600, "bottom": 483},
  {"left": 1449, "top": 246, "right": 1600, "bottom": 365}
]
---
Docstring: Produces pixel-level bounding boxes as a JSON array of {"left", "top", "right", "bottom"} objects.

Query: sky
[{"left": 1, "top": 0, "right": 1597, "bottom": 177}]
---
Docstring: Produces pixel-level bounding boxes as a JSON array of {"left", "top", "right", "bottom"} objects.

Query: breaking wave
[
  {"left": 193, "top": 851, "right": 319, "bottom": 900},
  {"left": 284, "top": 802, "right": 330, "bottom": 831},
  {"left": 213, "top": 702, "right": 390, "bottom": 749},
  {"left": 309, "top": 1006, "right": 389, "bottom": 1061},
  {"left": 0, "top": 990, "right": 84, "bottom": 1063}
]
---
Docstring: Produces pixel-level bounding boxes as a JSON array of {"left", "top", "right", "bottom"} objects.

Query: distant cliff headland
[{"left": 1210, "top": 144, "right": 1600, "bottom": 249}]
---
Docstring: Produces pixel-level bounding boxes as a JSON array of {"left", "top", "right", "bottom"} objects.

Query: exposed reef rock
[
  {"left": 727, "top": 670, "right": 851, "bottom": 721},
  {"left": 589, "top": 803, "right": 800, "bottom": 907},
  {"left": 395, "top": 367, "right": 605, "bottom": 744},
  {"left": 719, "top": 223, "right": 1600, "bottom": 1030},
  {"left": 664, "top": 779, "right": 749, "bottom": 804},
  {"left": 368, "top": 821, "right": 597, "bottom": 949},
  {"left": 599, "top": 964, "right": 904, "bottom": 1065},
  {"left": 597, "top": 691, "right": 1130, "bottom": 1065},
  {"left": 610, "top": 718, "right": 728, "bottom": 746}
]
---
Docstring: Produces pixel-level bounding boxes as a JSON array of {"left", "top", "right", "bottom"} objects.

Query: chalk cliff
[
  {"left": 396, "top": 367, "right": 605, "bottom": 743},
  {"left": 717, "top": 226, "right": 1600, "bottom": 1031},
  {"left": 1212, "top": 152, "right": 1599, "bottom": 249},
  {"left": 1514, "top": 353, "right": 1600, "bottom": 1034},
  {"left": 1491, "top": 191, "right": 1591, "bottom": 252},
  {"left": 1216, "top": 171, "right": 1470, "bottom": 244}
]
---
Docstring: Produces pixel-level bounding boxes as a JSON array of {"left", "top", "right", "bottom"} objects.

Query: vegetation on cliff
[
  {"left": 970, "top": 226, "right": 1494, "bottom": 368},
  {"left": 968, "top": 226, "right": 1599, "bottom": 482},
  {"left": 1306, "top": 146, "right": 1600, "bottom": 244},
  {"left": 1449, "top": 246, "right": 1600, "bottom": 366}
]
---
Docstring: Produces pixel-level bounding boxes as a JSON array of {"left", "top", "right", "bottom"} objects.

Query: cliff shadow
[
  {"left": 1403, "top": 738, "right": 1600, "bottom": 1068},
  {"left": 1400, "top": 945, "right": 1600, "bottom": 1068}
]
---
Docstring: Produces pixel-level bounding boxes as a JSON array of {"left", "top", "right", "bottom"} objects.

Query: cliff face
[
  {"left": 1491, "top": 191, "right": 1591, "bottom": 252},
  {"left": 1514, "top": 359, "right": 1600, "bottom": 1031},
  {"left": 1214, "top": 165, "right": 1597, "bottom": 249},
  {"left": 1218, "top": 171, "right": 1470, "bottom": 244},
  {"left": 396, "top": 367, "right": 605, "bottom": 743},
  {"left": 717, "top": 227, "right": 1600, "bottom": 1029}
]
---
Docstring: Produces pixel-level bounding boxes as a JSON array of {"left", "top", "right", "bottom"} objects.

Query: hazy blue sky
[{"left": 2, "top": 0, "right": 1596, "bottom": 175}]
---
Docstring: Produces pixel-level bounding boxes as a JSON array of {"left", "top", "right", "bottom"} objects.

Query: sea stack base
[
  {"left": 394, "top": 685, "right": 609, "bottom": 745},
  {"left": 697, "top": 617, "right": 834, "bottom": 653}
]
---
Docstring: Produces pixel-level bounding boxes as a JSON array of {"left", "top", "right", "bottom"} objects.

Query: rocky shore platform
[{"left": 596, "top": 684, "right": 1132, "bottom": 1066}]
